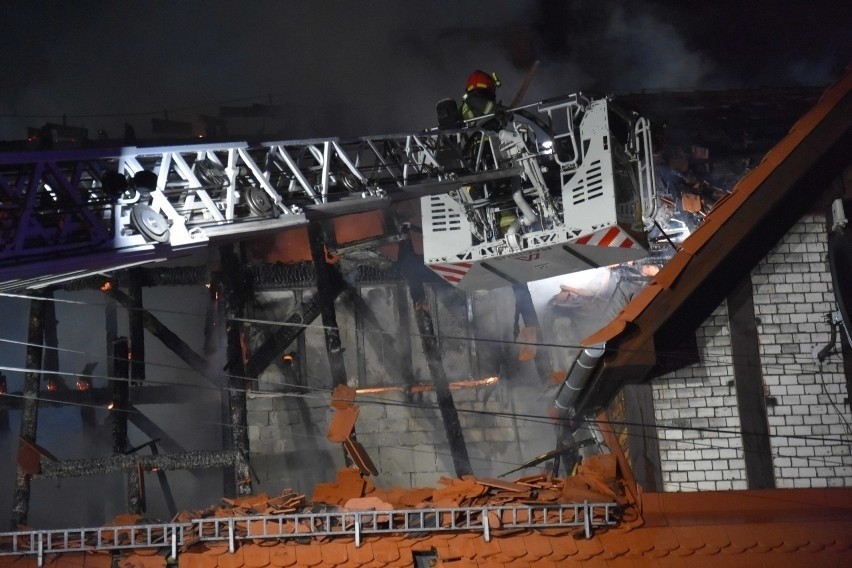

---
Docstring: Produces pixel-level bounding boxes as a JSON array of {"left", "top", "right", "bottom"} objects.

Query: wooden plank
[
  {"left": 727, "top": 275, "right": 775, "bottom": 489},
  {"left": 623, "top": 384, "right": 663, "bottom": 492}
]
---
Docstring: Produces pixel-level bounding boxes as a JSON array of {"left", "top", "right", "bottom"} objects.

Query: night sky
[{"left": 1, "top": 0, "right": 849, "bottom": 141}]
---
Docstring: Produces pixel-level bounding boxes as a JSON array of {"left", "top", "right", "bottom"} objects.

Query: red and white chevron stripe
[
  {"left": 428, "top": 262, "right": 472, "bottom": 284},
  {"left": 575, "top": 226, "right": 637, "bottom": 249}
]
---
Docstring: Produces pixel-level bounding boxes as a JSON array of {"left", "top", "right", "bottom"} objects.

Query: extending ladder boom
[{"left": 0, "top": 92, "right": 660, "bottom": 291}]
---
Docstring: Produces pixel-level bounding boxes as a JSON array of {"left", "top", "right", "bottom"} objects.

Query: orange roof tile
[
  {"left": 240, "top": 544, "right": 270, "bottom": 568},
  {"left": 372, "top": 538, "right": 403, "bottom": 564},
  {"left": 293, "top": 542, "right": 324, "bottom": 567},
  {"left": 215, "top": 547, "right": 244, "bottom": 568},
  {"left": 326, "top": 405, "right": 359, "bottom": 443},
  {"left": 180, "top": 549, "right": 219, "bottom": 568},
  {"left": 548, "top": 532, "right": 579, "bottom": 559},
  {"left": 119, "top": 553, "right": 167, "bottom": 568},
  {"left": 343, "top": 540, "right": 374, "bottom": 566}
]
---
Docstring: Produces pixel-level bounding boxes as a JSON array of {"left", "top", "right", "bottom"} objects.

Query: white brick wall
[
  {"left": 653, "top": 303, "right": 748, "bottom": 491},
  {"left": 653, "top": 215, "right": 851, "bottom": 491},
  {"left": 753, "top": 215, "right": 852, "bottom": 488}
]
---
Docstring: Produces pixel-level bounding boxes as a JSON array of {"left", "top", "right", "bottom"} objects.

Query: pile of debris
[
  {"left": 171, "top": 491, "right": 308, "bottom": 522},
  {"left": 98, "top": 451, "right": 637, "bottom": 538}
]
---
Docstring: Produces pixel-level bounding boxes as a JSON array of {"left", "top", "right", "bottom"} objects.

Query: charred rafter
[
  {"left": 399, "top": 240, "right": 472, "bottom": 477},
  {"left": 35, "top": 450, "right": 240, "bottom": 479},
  {"left": 101, "top": 286, "right": 211, "bottom": 378},
  {"left": 10, "top": 292, "right": 46, "bottom": 529}
]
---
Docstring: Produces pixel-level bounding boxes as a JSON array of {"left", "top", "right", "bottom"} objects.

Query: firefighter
[{"left": 460, "top": 69, "right": 503, "bottom": 121}]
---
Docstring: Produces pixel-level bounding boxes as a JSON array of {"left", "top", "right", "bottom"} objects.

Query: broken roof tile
[
  {"left": 343, "top": 438, "right": 378, "bottom": 476},
  {"left": 326, "top": 406, "right": 359, "bottom": 443},
  {"left": 336, "top": 468, "right": 367, "bottom": 498},
  {"left": 330, "top": 384, "right": 356, "bottom": 410},
  {"left": 474, "top": 477, "right": 528, "bottom": 493}
]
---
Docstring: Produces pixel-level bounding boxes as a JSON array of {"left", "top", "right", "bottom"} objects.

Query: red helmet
[{"left": 466, "top": 70, "right": 500, "bottom": 93}]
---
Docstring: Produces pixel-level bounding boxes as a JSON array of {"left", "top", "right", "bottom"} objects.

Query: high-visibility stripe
[
  {"left": 597, "top": 227, "right": 620, "bottom": 247},
  {"left": 434, "top": 265, "right": 469, "bottom": 277},
  {"left": 429, "top": 262, "right": 472, "bottom": 284},
  {"left": 575, "top": 227, "right": 638, "bottom": 249}
]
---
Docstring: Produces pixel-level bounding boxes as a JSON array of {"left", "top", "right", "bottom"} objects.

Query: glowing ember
[
  {"left": 45, "top": 378, "right": 58, "bottom": 392},
  {"left": 76, "top": 377, "right": 92, "bottom": 391},
  {"left": 641, "top": 264, "right": 661, "bottom": 277},
  {"left": 100, "top": 281, "right": 113, "bottom": 292}
]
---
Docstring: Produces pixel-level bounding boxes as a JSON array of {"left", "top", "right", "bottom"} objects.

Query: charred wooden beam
[
  {"left": 226, "top": 320, "right": 252, "bottom": 496},
  {"left": 399, "top": 241, "right": 472, "bottom": 477},
  {"left": 727, "top": 275, "right": 776, "bottom": 489},
  {"left": 35, "top": 450, "right": 240, "bottom": 478},
  {"left": 308, "top": 223, "right": 348, "bottom": 388},
  {"left": 127, "top": 403, "right": 186, "bottom": 454},
  {"left": 60, "top": 263, "right": 402, "bottom": 292},
  {"left": 102, "top": 286, "right": 210, "bottom": 378},
  {"left": 127, "top": 462, "right": 144, "bottom": 515},
  {"left": 128, "top": 268, "right": 146, "bottom": 384},
  {"left": 622, "top": 384, "right": 663, "bottom": 492},
  {"left": 0, "top": 372, "right": 8, "bottom": 432},
  {"left": 149, "top": 443, "right": 177, "bottom": 518},
  {"left": 242, "top": 282, "right": 346, "bottom": 380},
  {"left": 395, "top": 283, "right": 416, "bottom": 396},
  {"left": 111, "top": 338, "right": 130, "bottom": 455},
  {"left": 42, "top": 291, "right": 59, "bottom": 380},
  {"left": 61, "top": 265, "right": 210, "bottom": 290},
  {"left": 10, "top": 292, "right": 46, "bottom": 529},
  {"left": 220, "top": 245, "right": 252, "bottom": 496}
]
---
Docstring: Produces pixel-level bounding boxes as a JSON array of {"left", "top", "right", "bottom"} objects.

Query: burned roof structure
[{"left": 576, "top": 70, "right": 852, "bottom": 413}]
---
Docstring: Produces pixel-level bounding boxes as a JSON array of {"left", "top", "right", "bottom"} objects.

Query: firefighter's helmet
[{"left": 466, "top": 70, "right": 501, "bottom": 93}]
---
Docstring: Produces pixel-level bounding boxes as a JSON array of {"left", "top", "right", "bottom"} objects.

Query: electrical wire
[
  {"left": 3, "top": 384, "right": 851, "bottom": 473},
  {"left": 1, "top": 287, "right": 850, "bottom": 472},
  {"left": 3, "top": 361, "right": 850, "bottom": 455},
  {"left": 1, "top": 291, "right": 848, "bottom": 376}
]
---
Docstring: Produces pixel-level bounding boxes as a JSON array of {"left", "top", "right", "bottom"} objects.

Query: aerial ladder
[{"left": 0, "top": 92, "right": 660, "bottom": 292}]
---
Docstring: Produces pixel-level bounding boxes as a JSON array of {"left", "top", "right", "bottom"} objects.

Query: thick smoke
[{"left": 2, "top": 1, "right": 847, "bottom": 141}]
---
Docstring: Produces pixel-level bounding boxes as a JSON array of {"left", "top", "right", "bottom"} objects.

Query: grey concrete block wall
[
  {"left": 652, "top": 215, "right": 851, "bottom": 492},
  {"left": 246, "top": 379, "right": 557, "bottom": 494}
]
